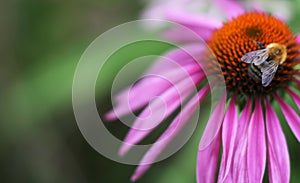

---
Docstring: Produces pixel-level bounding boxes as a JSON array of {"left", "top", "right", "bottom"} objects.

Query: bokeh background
[{"left": 1, "top": 0, "right": 300, "bottom": 182}]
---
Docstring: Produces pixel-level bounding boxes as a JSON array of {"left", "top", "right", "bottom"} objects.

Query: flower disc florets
[{"left": 207, "top": 12, "right": 299, "bottom": 95}]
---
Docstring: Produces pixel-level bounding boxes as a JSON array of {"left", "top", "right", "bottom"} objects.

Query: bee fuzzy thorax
[{"left": 266, "top": 43, "right": 287, "bottom": 64}]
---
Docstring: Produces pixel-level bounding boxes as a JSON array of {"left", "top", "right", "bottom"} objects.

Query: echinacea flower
[{"left": 105, "top": 0, "right": 300, "bottom": 182}]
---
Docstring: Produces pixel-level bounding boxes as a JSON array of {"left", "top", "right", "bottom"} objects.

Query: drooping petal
[
  {"left": 105, "top": 62, "right": 202, "bottom": 120},
  {"left": 199, "top": 91, "right": 227, "bottom": 150},
  {"left": 274, "top": 93, "right": 300, "bottom": 141},
  {"left": 119, "top": 73, "right": 204, "bottom": 156},
  {"left": 130, "top": 85, "right": 210, "bottom": 182},
  {"left": 106, "top": 43, "right": 205, "bottom": 120},
  {"left": 197, "top": 130, "right": 222, "bottom": 183},
  {"left": 265, "top": 99, "right": 290, "bottom": 183},
  {"left": 232, "top": 98, "right": 252, "bottom": 182},
  {"left": 247, "top": 97, "right": 266, "bottom": 182},
  {"left": 124, "top": 63, "right": 201, "bottom": 102},
  {"left": 146, "top": 44, "right": 203, "bottom": 75},
  {"left": 285, "top": 87, "right": 300, "bottom": 109},
  {"left": 213, "top": 0, "right": 245, "bottom": 20},
  {"left": 218, "top": 95, "right": 238, "bottom": 182},
  {"left": 105, "top": 78, "right": 171, "bottom": 120}
]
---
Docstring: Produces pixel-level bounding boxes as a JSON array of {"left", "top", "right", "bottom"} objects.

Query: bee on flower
[
  {"left": 105, "top": 0, "right": 300, "bottom": 182},
  {"left": 241, "top": 42, "right": 287, "bottom": 87}
]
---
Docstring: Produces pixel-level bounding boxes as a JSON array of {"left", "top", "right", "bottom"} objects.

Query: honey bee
[{"left": 241, "top": 42, "right": 287, "bottom": 87}]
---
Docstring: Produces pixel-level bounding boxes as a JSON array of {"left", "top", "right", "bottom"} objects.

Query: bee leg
[{"left": 256, "top": 41, "right": 265, "bottom": 49}]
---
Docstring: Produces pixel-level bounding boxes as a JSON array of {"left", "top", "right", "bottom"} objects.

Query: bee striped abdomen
[{"left": 248, "top": 64, "right": 262, "bottom": 82}]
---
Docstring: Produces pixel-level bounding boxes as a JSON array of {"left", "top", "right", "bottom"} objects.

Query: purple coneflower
[{"left": 106, "top": 1, "right": 300, "bottom": 182}]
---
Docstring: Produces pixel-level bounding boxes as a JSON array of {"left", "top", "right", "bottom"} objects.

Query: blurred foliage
[{"left": 1, "top": 0, "right": 300, "bottom": 183}]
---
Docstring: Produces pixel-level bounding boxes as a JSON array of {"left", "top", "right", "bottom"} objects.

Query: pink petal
[
  {"left": 130, "top": 85, "right": 210, "bottom": 182},
  {"left": 265, "top": 99, "right": 290, "bottom": 183},
  {"left": 232, "top": 98, "right": 253, "bottom": 182},
  {"left": 218, "top": 96, "right": 238, "bottom": 182},
  {"left": 163, "top": 9, "right": 222, "bottom": 41},
  {"left": 119, "top": 73, "right": 205, "bottom": 156},
  {"left": 232, "top": 137, "right": 249, "bottom": 183},
  {"left": 145, "top": 44, "right": 203, "bottom": 75},
  {"left": 274, "top": 93, "right": 300, "bottom": 141},
  {"left": 297, "top": 34, "right": 300, "bottom": 44},
  {"left": 285, "top": 87, "right": 300, "bottom": 109},
  {"left": 164, "top": 9, "right": 223, "bottom": 29},
  {"left": 235, "top": 97, "right": 253, "bottom": 145},
  {"left": 199, "top": 91, "right": 227, "bottom": 150},
  {"left": 105, "top": 63, "right": 202, "bottom": 120},
  {"left": 213, "top": 0, "right": 245, "bottom": 20},
  {"left": 163, "top": 27, "right": 213, "bottom": 43},
  {"left": 197, "top": 131, "right": 222, "bottom": 183},
  {"left": 141, "top": 0, "right": 185, "bottom": 26},
  {"left": 118, "top": 62, "right": 200, "bottom": 103},
  {"left": 247, "top": 97, "right": 266, "bottom": 182},
  {"left": 105, "top": 78, "right": 171, "bottom": 120},
  {"left": 106, "top": 44, "right": 204, "bottom": 120}
]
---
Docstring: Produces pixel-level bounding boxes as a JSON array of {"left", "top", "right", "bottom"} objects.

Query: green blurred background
[{"left": 1, "top": 0, "right": 299, "bottom": 182}]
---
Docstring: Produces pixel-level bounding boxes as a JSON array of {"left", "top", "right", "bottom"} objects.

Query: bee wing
[
  {"left": 241, "top": 49, "right": 269, "bottom": 65},
  {"left": 261, "top": 61, "right": 279, "bottom": 87}
]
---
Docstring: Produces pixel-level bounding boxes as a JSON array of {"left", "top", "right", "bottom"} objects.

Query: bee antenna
[{"left": 252, "top": 40, "right": 265, "bottom": 49}]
